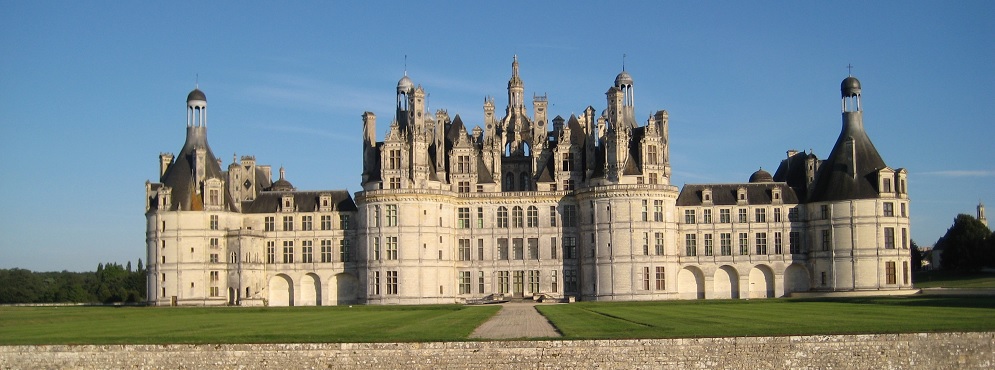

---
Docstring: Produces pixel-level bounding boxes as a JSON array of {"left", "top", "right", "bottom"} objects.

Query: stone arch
[
  {"left": 332, "top": 273, "right": 359, "bottom": 306},
  {"left": 748, "top": 265, "right": 775, "bottom": 299},
  {"left": 268, "top": 274, "right": 294, "bottom": 307},
  {"left": 712, "top": 265, "right": 740, "bottom": 299},
  {"left": 300, "top": 273, "right": 321, "bottom": 306},
  {"left": 677, "top": 266, "right": 705, "bottom": 299},
  {"left": 784, "top": 263, "right": 811, "bottom": 295}
]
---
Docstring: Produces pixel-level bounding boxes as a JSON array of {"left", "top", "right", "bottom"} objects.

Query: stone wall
[{"left": 2, "top": 332, "right": 991, "bottom": 369}]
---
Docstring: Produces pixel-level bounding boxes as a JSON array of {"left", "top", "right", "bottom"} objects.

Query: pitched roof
[
  {"left": 242, "top": 190, "right": 357, "bottom": 213},
  {"left": 676, "top": 183, "right": 800, "bottom": 207},
  {"left": 808, "top": 112, "right": 887, "bottom": 202},
  {"left": 158, "top": 126, "right": 237, "bottom": 212}
]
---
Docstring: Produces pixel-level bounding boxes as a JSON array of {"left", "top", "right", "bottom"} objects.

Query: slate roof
[
  {"left": 242, "top": 190, "right": 357, "bottom": 214},
  {"left": 157, "top": 126, "right": 237, "bottom": 212},
  {"left": 808, "top": 112, "right": 887, "bottom": 202},
  {"left": 676, "top": 183, "right": 800, "bottom": 207}
]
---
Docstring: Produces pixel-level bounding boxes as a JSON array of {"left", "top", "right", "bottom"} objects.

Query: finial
[
  {"left": 846, "top": 64, "right": 853, "bottom": 77},
  {"left": 404, "top": 55, "right": 408, "bottom": 76},
  {"left": 623, "top": 53, "right": 627, "bottom": 71},
  {"left": 195, "top": 73, "right": 199, "bottom": 89}
]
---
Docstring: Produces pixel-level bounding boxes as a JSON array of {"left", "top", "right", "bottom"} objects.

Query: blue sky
[{"left": 1, "top": 1, "right": 992, "bottom": 272}]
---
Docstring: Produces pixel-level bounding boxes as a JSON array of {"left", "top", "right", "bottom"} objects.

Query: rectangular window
[
  {"left": 527, "top": 238, "right": 539, "bottom": 260},
  {"left": 550, "top": 271, "right": 558, "bottom": 293},
  {"left": 478, "top": 271, "right": 485, "bottom": 294},
  {"left": 550, "top": 237, "right": 558, "bottom": 259},
  {"left": 903, "top": 261, "right": 909, "bottom": 285},
  {"left": 883, "top": 178, "right": 892, "bottom": 193},
  {"left": 340, "top": 215, "right": 350, "bottom": 229},
  {"left": 371, "top": 271, "right": 381, "bottom": 295},
  {"left": 477, "top": 207, "right": 485, "bottom": 228},
  {"left": 266, "top": 241, "right": 276, "bottom": 264},
  {"left": 386, "top": 271, "right": 398, "bottom": 295},
  {"left": 209, "top": 253, "right": 219, "bottom": 263},
  {"left": 386, "top": 236, "right": 398, "bottom": 260},
  {"left": 564, "top": 269, "right": 578, "bottom": 292},
  {"left": 209, "top": 237, "right": 219, "bottom": 249},
  {"left": 822, "top": 229, "right": 832, "bottom": 251},
  {"left": 527, "top": 206, "right": 539, "bottom": 227},
  {"left": 457, "top": 207, "right": 470, "bottom": 229},
  {"left": 563, "top": 237, "right": 577, "bottom": 259},
  {"left": 788, "top": 208, "right": 799, "bottom": 222},
  {"left": 685, "top": 234, "right": 697, "bottom": 256},
  {"left": 550, "top": 206, "right": 558, "bottom": 227},
  {"left": 389, "top": 177, "right": 400, "bottom": 189},
  {"left": 321, "top": 240, "right": 333, "bottom": 263},
  {"left": 209, "top": 215, "right": 219, "bottom": 230},
  {"left": 264, "top": 216, "right": 275, "bottom": 232},
  {"left": 649, "top": 173, "right": 658, "bottom": 184},
  {"left": 497, "top": 238, "right": 509, "bottom": 260},
  {"left": 282, "top": 241, "right": 294, "bottom": 263},
  {"left": 774, "top": 208, "right": 782, "bottom": 222},
  {"left": 385, "top": 205, "right": 398, "bottom": 226},
  {"left": 738, "top": 209, "right": 748, "bottom": 223},
  {"left": 755, "top": 208, "right": 766, "bottom": 223},
  {"left": 720, "top": 233, "right": 732, "bottom": 256},
  {"left": 755, "top": 232, "right": 768, "bottom": 255},
  {"left": 498, "top": 271, "right": 510, "bottom": 294},
  {"left": 459, "top": 271, "right": 471, "bottom": 294},
  {"left": 653, "top": 200, "right": 664, "bottom": 222},
  {"left": 774, "top": 232, "right": 783, "bottom": 254},
  {"left": 655, "top": 266, "right": 666, "bottom": 290},
  {"left": 642, "top": 266, "right": 651, "bottom": 290},
  {"left": 458, "top": 239, "right": 471, "bottom": 261},
  {"left": 564, "top": 205, "right": 578, "bottom": 227},
  {"left": 478, "top": 239, "right": 485, "bottom": 260},
  {"left": 528, "top": 270, "right": 540, "bottom": 294},
  {"left": 884, "top": 227, "right": 895, "bottom": 249},
  {"left": 789, "top": 232, "right": 801, "bottom": 254},
  {"left": 883, "top": 202, "right": 894, "bottom": 217},
  {"left": 301, "top": 240, "right": 313, "bottom": 263},
  {"left": 821, "top": 205, "right": 830, "bottom": 220},
  {"left": 654, "top": 232, "right": 664, "bottom": 256},
  {"left": 703, "top": 234, "right": 713, "bottom": 256},
  {"left": 373, "top": 206, "right": 381, "bottom": 227},
  {"left": 684, "top": 210, "right": 696, "bottom": 224},
  {"left": 647, "top": 145, "right": 658, "bottom": 165},
  {"left": 739, "top": 233, "right": 749, "bottom": 255},
  {"left": 512, "top": 207, "right": 524, "bottom": 228},
  {"left": 885, "top": 261, "right": 896, "bottom": 284},
  {"left": 321, "top": 215, "right": 332, "bottom": 230},
  {"left": 457, "top": 155, "right": 471, "bottom": 173},
  {"left": 458, "top": 181, "right": 470, "bottom": 193},
  {"left": 513, "top": 238, "right": 524, "bottom": 260},
  {"left": 720, "top": 209, "right": 731, "bottom": 223},
  {"left": 642, "top": 233, "right": 649, "bottom": 255},
  {"left": 902, "top": 228, "right": 908, "bottom": 249},
  {"left": 562, "top": 152, "right": 573, "bottom": 171},
  {"left": 702, "top": 209, "right": 712, "bottom": 223},
  {"left": 282, "top": 216, "right": 294, "bottom": 231},
  {"left": 497, "top": 207, "right": 509, "bottom": 228},
  {"left": 301, "top": 215, "right": 312, "bottom": 231},
  {"left": 340, "top": 239, "right": 350, "bottom": 262},
  {"left": 513, "top": 271, "right": 524, "bottom": 295},
  {"left": 901, "top": 203, "right": 907, "bottom": 217}
]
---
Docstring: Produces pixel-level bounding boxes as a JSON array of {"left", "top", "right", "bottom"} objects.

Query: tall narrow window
[
  {"left": 550, "top": 205, "right": 558, "bottom": 227},
  {"left": 884, "top": 227, "right": 895, "bottom": 249},
  {"left": 385, "top": 205, "right": 398, "bottom": 226},
  {"left": 301, "top": 240, "right": 313, "bottom": 263},
  {"left": 321, "top": 240, "right": 332, "bottom": 263},
  {"left": 457, "top": 207, "right": 470, "bottom": 229},
  {"left": 209, "top": 215, "right": 219, "bottom": 230},
  {"left": 339, "top": 239, "right": 350, "bottom": 262},
  {"left": 739, "top": 233, "right": 749, "bottom": 255},
  {"left": 720, "top": 233, "right": 732, "bottom": 256},
  {"left": 703, "top": 234, "right": 713, "bottom": 256},
  {"left": 685, "top": 234, "right": 697, "bottom": 256},
  {"left": 512, "top": 206, "right": 524, "bottom": 228},
  {"left": 301, "top": 215, "right": 312, "bottom": 231},
  {"left": 885, "top": 261, "right": 896, "bottom": 284},
  {"left": 755, "top": 232, "right": 768, "bottom": 255},
  {"left": 720, "top": 209, "right": 731, "bottom": 223},
  {"left": 655, "top": 232, "right": 664, "bottom": 255},
  {"left": 458, "top": 239, "right": 471, "bottom": 261},
  {"left": 497, "top": 207, "right": 509, "bottom": 228},
  {"left": 655, "top": 266, "right": 666, "bottom": 290},
  {"left": 653, "top": 200, "right": 664, "bottom": 222}
]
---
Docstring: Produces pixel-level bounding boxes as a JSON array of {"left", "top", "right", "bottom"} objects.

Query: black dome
[
  {"left": 187, "top": 88, "right": 206, "bottom": 102},
  {"left": 841, "top": 76, "right": 861, "bottom": 98},
  {"left": 749, "top": 168, "right": 773, "bottom": 183}
]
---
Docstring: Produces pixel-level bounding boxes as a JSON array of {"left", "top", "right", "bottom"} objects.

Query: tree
[
  {"left": 910, "top": 240, "right": 923, "bottom": 272},
  {"left": 937, "top": 214, "right": 992, "bottom": 271}
]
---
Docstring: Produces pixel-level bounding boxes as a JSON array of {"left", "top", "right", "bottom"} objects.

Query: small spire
[
  {"left": 846, "top": 64, "right": 853, "bottom": 77},
  {"left": 404, "top": 55, "right": 408, "bottom": 76},
  {"left": 622, "top": 53, "right": 627, "bottom": 71},
  {"left": 195, "top": 73, "right": 199, "bottom": 89},
  {"left": 279, "top": 166, "right": 286, "bottom": 180}
]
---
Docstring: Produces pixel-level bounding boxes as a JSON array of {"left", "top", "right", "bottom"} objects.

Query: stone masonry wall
[{"left": 1, "top": 332, "right": 992, "bottom": 369}]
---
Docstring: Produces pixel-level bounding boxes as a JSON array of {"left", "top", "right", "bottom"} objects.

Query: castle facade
[{"left": 145, "top": 58, "right": 913, "bottom": 306}]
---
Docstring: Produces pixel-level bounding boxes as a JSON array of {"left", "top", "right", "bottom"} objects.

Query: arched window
[
  {"left": 527, "top": 206, "right": 539, "bottom": 227},
  {"left": 497, "top": 207, "right": 509, "bottom": 228},
  {"left": 520, "top": 173, "right": 531, "bottom": 191},
  {"left": 504, "top": 172, "right": 515, "bottom": 191},
  {"left": 512, "top": 206, "right": 524, "bottom": 228}
]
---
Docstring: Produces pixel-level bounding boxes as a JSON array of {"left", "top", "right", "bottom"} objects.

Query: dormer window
[
  {"left": 319, "top": 194, "right": 333, "bottom": 212},
  {"left": 281, "top": 195, "right": 294, "bottom": 212},
  {"left": 702, "top": 188, "right": 713, "bottom": 205},
  {"left": 771, "top": 187, "right": 782, "bottom": 203},
  {"left": 737, "top": 188, "right": 748, "bottom": 204}
]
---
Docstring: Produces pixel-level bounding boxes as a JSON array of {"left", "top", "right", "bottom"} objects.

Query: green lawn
[
  {"left": 536, "top": 296, "right": 995, "bottom": 339},
  {"left": 914, "top": 270, "right": 995, "bottom": 288},
  {"left": 0, "top": 304, "right": 500, "bottom": 345}
]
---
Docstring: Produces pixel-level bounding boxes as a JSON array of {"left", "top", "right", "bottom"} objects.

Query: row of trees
[
  {"left": 936, "top": 214, "right": 995, "bottom": 271},
  {"left": 0, "top": 261, "right": 146, "bottom": 304}
]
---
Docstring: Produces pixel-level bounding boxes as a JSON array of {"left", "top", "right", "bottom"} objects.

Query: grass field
[
  {"left": 0, "top": 304, "right": 500, "bottom": 345},
  {"left": 914, "top": 270, "right": 995, "bottom": 288},
  {"left": 536, "top": 296, "right": 995, "bottom": 340}
]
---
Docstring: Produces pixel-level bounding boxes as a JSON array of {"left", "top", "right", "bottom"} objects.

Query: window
[
  {"left": 884, "top": 227, "right": 895, "bottom": 249},
  {"left": 340, "top": 215, "right": 350, "bottom": 229},
  {"left": 513, "top": 238, "right": 524, "bottom": 260},
  {"left": 755, "top": 232, "right": 768, "bottom": 255},
  {"left": 301, "top": 215, "right": 312, "bottom": 231},
  {"left": 883, "top": 178, "right": 892, "bottom": 193},
  {"left": 527, "top": 206, "right": 539, "bottom": 227},
  {"left": 685, "top": 234, "right": 697, "bottom": 256},
  {"left": 372, "top": 206, "right": 381, "bottom": 227},
  {"left": 264, "top": 216, "right": 275, "bottom": 232},
  {"left": 649, "top": 173, "right": 658, "bottom": 184},
  {"left": 385, "top": 205, "right": 398, "bottom": 226},
  {"left": 562, "top": 152, "right": 573, "bottom": 171},
  {"left": 209, "top": 189, "right": 220, "bottom": 206},
  {"left": 371, "top": 271, "right": 381, "bottom": 295},
  {"left": 266, "top": 241, "right": 276, "bottom": 264},
  {"left": 774, "top": 208, "right": 782, "bottom": 222},
  {"left": 513, "top": 271, "right": 524, "bottom": 295},
  {"left": 684, "top": 210, "right": 696, "bottom": 224},
  {"left": 528, "top": 238, "right": 539, "bottom": 259},
  {"left": 550, "top": 271, "right": 558, "bottom": 292},
  {"left": 647, "top": 145, "right": 658, "bottom": 165},
  {"left": 371, "top": 237, "right": 381, "bottom": 260},
  {"left": 902, "top": 228, "right": 908, "bottom": 249},
  {"left": 209, "top": 253, "right": 219, "bottom": 263},
  {"left": 321, "top": 215, "right": 332, "bottom": 230},
  {"left": 459, "top": 271, "right": 471, "bottom": 294},
  {"left": 901, "top": 203, "right": 907, "bottom": 217},
  {"left": 642, "top": 266, "right": 651, "bottom": 290},
  {"left": 550, "top": 206, "right": 558, "bottom": 227},
  {"left": 300, "top": 240, "right": 313, "bottom": 263},
  {"left": 209, "top": 215, "right": 219, "bottom": 230},
  {"left": 564, "top": 205, "right": 578, "bottom": 227},
  {"left": 477, "top": 207, "right": 485, "bottom": 228},
  {"left": 563, "top": 179, "right": 574, "bottom": 191},
  {"left": 822, "top": 230, "right": 832, "bottom": 251},
  {"left": 655, "top": 266, "right": 666, "bottom": 290},
  {"left": 456, "top": 155, "right": 471, "bottom": 173},
  {"left": 497, "top": 271, "right": 510, "bottom": 294},
  {"left": 389, "top": 177, "right": 401, "bottom": 189},
  {"left": 478, "top": 239, "right": 485, "bottom": 260},
  {"left": 282, "top": 241, "right": 294, "bottom": 263},
  {"left": 528, "top": 270, "right": 540, "bottom": 294},
  {"left": 720, "top": 209, "right": 731, "bottom": 223},
  {"left": 386, "top": 271, "right": 398, "bottom": 294},
  {"left": 551, "top": 237, "right": 558, "bottom": 259},
  {"left": 821, "top": 205, "right": 830, "bottom": 220},
  {"left": 340, "top": 239, "right": 350, "bottom": 262},
  {"left": 388, "top": 149, "right": 401, "bottom": 169},
  {"left": 458, "top": 181, "right": 470, "bottom": 193},
  {"left": 703, "top": 234, "right": 713, "bottom": 256},
  {"left": 209, "top": 237, "right": 219, "bottom": 249},
  {"left": 789, "top": 232, "right": 801, "bottom": 254},
  {"left": 653, "top": 200, "right": 664, "bottom": 222},
  {"left": 321, "top": 240, "right": 332, "bottom": 263},
  {"left": 642, "top": 233, "right": 649, "bottom": 255},
  {"left": 497, "top": 207, "right": 509, "bottom": 228},
  {"left": 655, "top": 232, "right": 665, "bottom": 255},
  {"left": 702, "top": 209, "right": 712, "bottom": 223},
  {"left": 641, "top": 200, "right": 648, "bottom": 221},
  {"left": 774, "top": 232, "right": 783, "bottom": 254},
  {"left": 457, "top": 207, "right": 470, "bottom": 228},
  {"left": 755, "top": 208, "right": 766, "bottom": 223},
  {"left": 497, "top": 238, "right": 509, "bottom": 260},
  {"left": 788, "top": 208, "right": 799, "bottom": 221},
  {"left": 563, "top": 237, "right": 577, "bottom": 259},
  {"left": 479, "top": 271, "right": 486, "bottom": 294},
  {"left": 903, "top": 261, "right": 909, "bottom": 285},
  {"left": 885, "top": 261, "right": 896, "bottom": 284},
  {"left": 883, "top": 202, "right": 894, "bottom": 217},
  {"left": 282, "top": 216, "right": 294, "bottom": 231},
  {"left": 458, "top": 239, "right": 471, "bottom": 261},
  {"left": 739, "top": 233, "right": 749, "bottom": 255},
  {"left": 385, "top": 236, "right": 398, "bottom": 260},
  {"left": 564, "top": 269, "right": 578, "bottom": 292},
  {"left": 720, "top": 233, "right": 732, "bottom": 256},
  {"left": 512, "top": 206, "right": 524, "bottom": 228},
  {"left": 738, "top": 209, "right": 748, "bottom": 223}
]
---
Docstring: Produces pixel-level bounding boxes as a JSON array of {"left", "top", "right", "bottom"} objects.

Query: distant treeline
[{"left": 0, "top": 261, "right": 146, "bottom": 304}]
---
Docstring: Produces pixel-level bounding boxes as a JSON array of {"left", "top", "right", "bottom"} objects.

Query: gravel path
[{"left": 469, "top": 302, "right": 562, "bottom": 339}]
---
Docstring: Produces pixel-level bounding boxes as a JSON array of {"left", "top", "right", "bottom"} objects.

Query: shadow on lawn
[{"left": 786, "top": 295, "right": 995, "bottom": 309}]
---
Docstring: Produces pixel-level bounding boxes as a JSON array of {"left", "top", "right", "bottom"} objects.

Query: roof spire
[
  {"left": 195, "top": 73, "right": 199, "bottom": 89},
  {"left": 622, "top": 53, "right": 627, "bottom": 71},
  {"left": 847, "top": 63, "right": 853, "bottom": 77},
  {"left": 404, "top": 55, "right": 408, "bottom": 76}
]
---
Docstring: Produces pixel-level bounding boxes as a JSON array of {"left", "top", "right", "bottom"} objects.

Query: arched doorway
[
  {"left": 268, "top": 274, "right": 294, "bottom": 307},
  {"left": 748, "top": 265, "right": 775, "bottom": 299},
  {"left": 333, "top": 273, "right": 359, "bottom": 305},
  {"left": 677, "top": 266, "right": 705, "bottom": 299},
  {"left": 713, "top": 265, "right": 740, "bottom": 299},
  {"left": 784, "top": 264, "right": 811, "bottom": 296},
  {"left": 300, "top": 273, "right": 321, "bottom": 306}
]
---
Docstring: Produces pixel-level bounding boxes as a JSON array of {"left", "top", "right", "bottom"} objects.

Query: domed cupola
[
  {"left": 614, "top": 70, "right": 633, "bottom": 87},
  {"left": 269, "top": 167, "right": 295, "bottom": 191},
  {"left": 749, "top": 168, "right": 773, "bottom": 183},
  {"left": 841, "top": 76, "right": 861, "bottom": 98},
  {"left": 397, "top": 75, "right": 414, "bottom": 94},
  {"left": 187, "top": 88, "right": 206, "bottom": 103}
]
